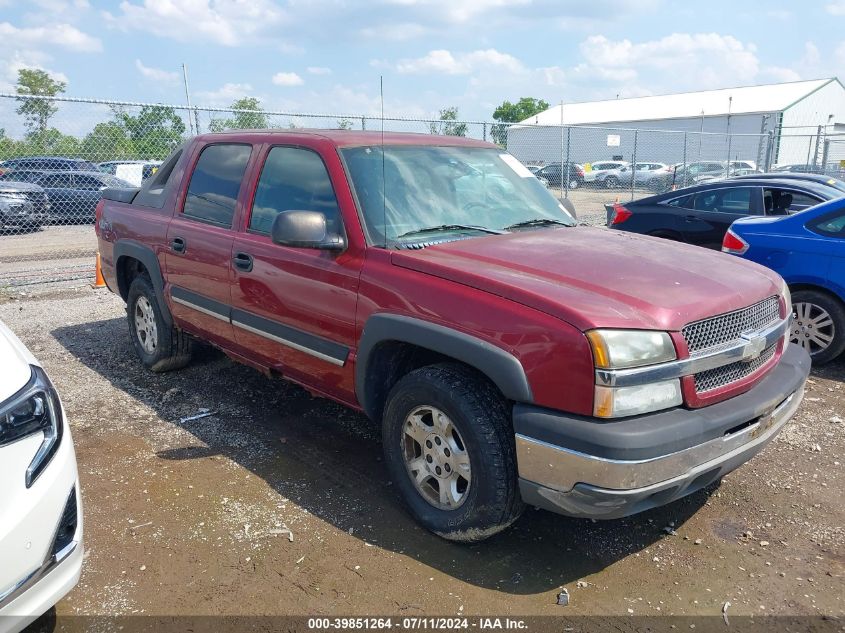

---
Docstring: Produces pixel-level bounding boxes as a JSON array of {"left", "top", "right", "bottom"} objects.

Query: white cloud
[
  {"left": 575, "top": 33, "right": 760, "bottom": 90},
  {"left": 272, "top": 72, "right": 304, "bottom": 86},
  {"left": 383, "top": 0, "right": 530, "bottom": 24},
  {"left": 360, "top": 22, "right": 430, "bottom": 41},
  {"left": 195, "top": 82, "right": 254, "bottom": 106},
  {"left": 393, "top": 49, "right": 524, "bottom": 75},
  {"left": 103, "top": 0, "right": 286, "bottom": 47},
  {"left": 135, "top": 59, "right": 179, "bottom": 84},
  {"left": 826, "top": 1, "right": 845, "bottom": 15},
  {"left": 306, "top": 66, "right": 332, "bottom": 75},
  {"left": 0, "top": 21, "right": 102, "bottom": 52}
]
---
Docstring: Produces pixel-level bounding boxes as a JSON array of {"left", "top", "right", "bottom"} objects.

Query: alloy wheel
[
  {"left": 401, "top": 405, "right": 471, "bottom": 510},
  {"left": 134, "top": 296, "right": 158, "bottom": 355},
  {"left": 792, "top": 301, "right": 835, "bottom": 355}
]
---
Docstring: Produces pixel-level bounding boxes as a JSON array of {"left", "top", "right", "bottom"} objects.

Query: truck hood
[
  {"left": 390, "top": 227, "right": 782, "bottom": 332},
  {"left": 0, "top": 320, "right": 38, "bottom": 403}
]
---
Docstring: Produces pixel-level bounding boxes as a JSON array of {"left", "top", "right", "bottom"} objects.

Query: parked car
[
  {"left": 669, "top": 161, "right": 729, "bottom": 188},
  {"left": 0, "top": 156, "right": 98, "bottom": 176},
  {"left": 614, "top": 162, "right": 674, "bottom": 190},
  {"left": 729, "top": 160, "right": 757, "bottom": 171},
  {"left": 0, "top": 182, "right": 50, "bottom": 231},
  {"left": 19, "top": 171, "right": 132, "bottom": 224},
  {"left": 723, "top": 197, "right": 845, "bottom": 364},
  {"left": 731, "top": 172, "right": 845, "bottom": 193},
  {"left": 98, "top": 161, "right": 162, "bottom": 187},
  {"left": 696, "top": 167, "right": 763, "bottom": 183},
  {"left": 95, "top": 130, "right": 809, "bottom": 542},
  {"left": 0, "top": 319, "right": 83, "bottom": 631},
  {"left": 533, "top": 161, "right": 585, "bottom": 189},
  {"left": 583, "top": 161, "right": 628, "bottom": 188},
  {"left": 609, "top": 178, "right": 842, "bottom": 249}
]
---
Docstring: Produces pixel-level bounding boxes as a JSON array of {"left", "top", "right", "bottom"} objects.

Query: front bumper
[{"left": 515, "top": 343, "right": 810, "bottom": 519}]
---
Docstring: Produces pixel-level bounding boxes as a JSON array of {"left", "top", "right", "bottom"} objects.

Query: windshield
[{"left": 341, "top": 145, "right": 576, "bottom": 246}]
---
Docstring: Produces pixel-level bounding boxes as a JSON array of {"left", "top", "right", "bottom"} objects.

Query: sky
[{"left": 2, "top": 0, "right": 845, "bottom": 125}]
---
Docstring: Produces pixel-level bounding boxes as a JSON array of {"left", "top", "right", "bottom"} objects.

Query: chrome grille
[
  {"left": 693, "top": 344, "right": 777, "bottom": 393},
  {"left": 683, "top": 296, "right": 780, "bottom": 354}
]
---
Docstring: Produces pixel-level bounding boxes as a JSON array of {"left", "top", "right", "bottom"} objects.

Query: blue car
[{"left": 723, "top": 198, "right": 845, "bottom": 364}]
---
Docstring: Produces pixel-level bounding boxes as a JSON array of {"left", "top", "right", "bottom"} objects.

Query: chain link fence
[{"left": 0, "top": 93, "right": 834, "bottom": 286}]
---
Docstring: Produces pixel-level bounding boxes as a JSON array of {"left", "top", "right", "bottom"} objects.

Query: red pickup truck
[{"left": 95, "top": 130, "right": 810, "bottom": 542}]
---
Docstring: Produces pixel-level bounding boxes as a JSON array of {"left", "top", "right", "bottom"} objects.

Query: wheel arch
[
  {"left": 114, "top": 240, "right": 173, "bottom": 327},
  {"left": 356, "top": 314, "right": 533, "bottom": 421}
]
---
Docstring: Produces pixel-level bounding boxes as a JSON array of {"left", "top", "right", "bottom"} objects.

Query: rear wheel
[
  {"left": 605, "top": 176, "right": 620, "bottom": 189},
  {"left": 790, "top": 289, "right": 845, "bottom": 364},
  {"left": 567, "top": 178, "right": 580, "bottom": 190},
  {"left": 127, "top": 275, "right": 193, "bottom": 372},
  {"left": 382, "top": 363, "right": 523, "bottom": 542}
]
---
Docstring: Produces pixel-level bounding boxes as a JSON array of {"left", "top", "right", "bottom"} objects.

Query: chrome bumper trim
[
  {"left": 0, "top": 540, "right": 78, "bottom": 611},
  {"left": 595, "top": 317, "right": 790, "bottom": 388},
  {"left": 516, "top": 385, "right": 803, "bottom": 493}
]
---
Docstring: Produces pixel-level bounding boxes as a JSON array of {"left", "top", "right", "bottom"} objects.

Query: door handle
[
  {"left": 171, "top": 236, "right": 186, "bottom": 253},
  {"left": 233, "top": 252, "right": 254, "bottom": 272}
]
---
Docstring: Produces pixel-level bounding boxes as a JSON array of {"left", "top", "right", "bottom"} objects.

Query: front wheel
[
  {"left": 604, "top": 176, "right": 620, "bottom": 189},
  {"left": 567, "top": 178, "right": 580, "bottom": 190},
  {"left": 791, "top": 290, "right": 845, "bottom": 364},
  {"left": 382, "top": 363, "right": 523, "bottom": 542}
]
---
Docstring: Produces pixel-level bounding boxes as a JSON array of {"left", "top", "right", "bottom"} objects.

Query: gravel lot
[{"left": 1, "top": 283, "right": 842, "bottom": 623}]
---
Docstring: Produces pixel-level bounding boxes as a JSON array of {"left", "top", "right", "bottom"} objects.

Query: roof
[
  {"left": 521, "top": 79, "right": 840, "bottom": 126},
  {"left": 208, "top": 129, "right": 496, "bottom": 148}
]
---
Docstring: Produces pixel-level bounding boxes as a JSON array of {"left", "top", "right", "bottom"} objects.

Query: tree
[
  {"left": 337, "top": 118, "right": 353, "bottom": 130},
  {"left": 209, "top": 97, "right": 269, "bottom": 131},
  {"left": 15, "top": 68, "right": 67, "bottom": 134},
  {"left": 429, "top": 107, "right": 467, "bottom": 137},
  {"left": 81, "top": 122, "right": 136, "bottom": 162},
  {"left": 491, "top": 97, "right": 549, "bottom": 146},
  {"left": 117, "top": 106, "right": 186, "bottom": 159}
]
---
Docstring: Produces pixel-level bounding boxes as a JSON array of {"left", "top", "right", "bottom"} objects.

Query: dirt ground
[{"left": 0, "top": 284, "right": 842, "bottom": 625}]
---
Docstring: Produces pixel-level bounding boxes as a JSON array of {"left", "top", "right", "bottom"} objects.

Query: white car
[
  {"left": 583, "top": 160, "right": 629, "bottom": 187},
  {"left": 0, "top": 321, "right": 82, "bottom": 633}
]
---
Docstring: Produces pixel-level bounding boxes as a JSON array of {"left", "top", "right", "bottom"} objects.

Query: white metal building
[{"left": 507, "top": 78, "right": 845, "bottom": 168}]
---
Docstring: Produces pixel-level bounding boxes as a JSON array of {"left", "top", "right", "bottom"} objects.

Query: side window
[
  {"left": 183, "top": 144, "right": 251, "bottom": 226},
  {"left": 249, "top": 146, "right": 341, "bottom": 235},
  {"left": 809, "top": 211, "right": 845, "bottom": 237},
  {"left": 667, "top": 195, "right": 692, "bottom": 208},
  {"left": 691, "top": 187, "right": 753, "bottom": 213},
  {"left": 765, "top": 188, "right": 820, "bottom": 215},
  {"left": 74, "top": 175, "right": 102, "bottom": 190},
  {"left": 41, "top": 173, "right": 73, "bottom": 188}
]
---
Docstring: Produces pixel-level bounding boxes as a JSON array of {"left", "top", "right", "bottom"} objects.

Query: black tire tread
[
  {"left": 383, "top": 362, "right": 524, "bottom": 542},
  {"left": 127, "top": 274, "right": 192, "bottom": 372}
]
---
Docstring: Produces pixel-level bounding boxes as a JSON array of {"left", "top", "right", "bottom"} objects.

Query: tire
[
  {"left": 790, "top": 289, "right": 845, "bottom": 365},
  {"left": 567, "top": 178, "right": 580, "bottom": 190},
  {"left": 605, "top": 176, "right": 620, "bottom": 189},
  {"left": 381, "top": 363, "right": 524, "bottom": 542},
  {"left": 127, "top": 275, "right": 193, "bottom": 372}
]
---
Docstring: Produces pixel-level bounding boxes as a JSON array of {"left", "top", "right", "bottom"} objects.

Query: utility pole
[{"left": 182, "top": 63, "right": 195, "bottom": 135}]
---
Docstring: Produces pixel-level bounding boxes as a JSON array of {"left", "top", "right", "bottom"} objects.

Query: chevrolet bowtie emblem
[{"left": 739, "top": 332, "right": 767, "bottom": 362}]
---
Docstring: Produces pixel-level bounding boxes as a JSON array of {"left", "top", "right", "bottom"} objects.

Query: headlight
[
  {"left": 0, "top": 366, "right": 63, "bottom": 487},
  {"left": 587, "top": 329, "right": 676, "bottom": 369},
  {"left": 0, "top": 192, "right": 29, "bottom": 202},
  {"left": 781, "top": 280, "right": 792, "bottom": 348},
  {"left": 594, "top": 380, "right": 683, "bottom": 418}
]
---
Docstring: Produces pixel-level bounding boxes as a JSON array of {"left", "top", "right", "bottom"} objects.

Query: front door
[
  {"left": 164, "top": 142, "right": 254, "bottom": 348},
  {"left": 678, "top": 186, "right": 759, "bottom": 249},
  {"left": 229, "top": 144, "right": 363, "bottom": 403}
]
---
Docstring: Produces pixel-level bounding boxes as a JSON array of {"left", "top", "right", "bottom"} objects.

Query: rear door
[
  {"left": 70, "top": 174, "right": 108, "bottom": 221},
  {"left": 677, "top": 186, "right": 760, "bottom": 248},
  {"left": 229, "top": 142, "right": 363, "bottom": 402},
  {"left": 164, "top": 142, "right": 254, "bottom": 348},
  {"left": 37, "top": 172, "right": 75, "bottom": 222}
]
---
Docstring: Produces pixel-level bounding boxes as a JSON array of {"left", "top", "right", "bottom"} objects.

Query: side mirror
[{"left": 271, "top": 210, "right": 346, "bottom": 251}]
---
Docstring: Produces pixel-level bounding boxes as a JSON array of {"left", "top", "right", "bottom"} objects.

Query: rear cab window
[
  {"left": 182, "top": 143, "right": 252, "bottom": 227},
  {"left": 808, "top": 210, "right": 845, "bottom": 237}
]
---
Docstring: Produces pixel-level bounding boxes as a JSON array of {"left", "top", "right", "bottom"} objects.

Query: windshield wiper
[
  {"left": 503, "top": 218, "right": 571, "bottom": 230},
  {"left": 396, "top": 224, "right": 506, "bottom": 238}
]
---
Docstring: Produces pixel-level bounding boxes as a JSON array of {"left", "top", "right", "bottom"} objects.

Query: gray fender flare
[
  {"left": 113, "top": 240, "right": 173, "bottom": 327},
  {"left": 355, "top": 313, "right": 533, "bottom": 418}
]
